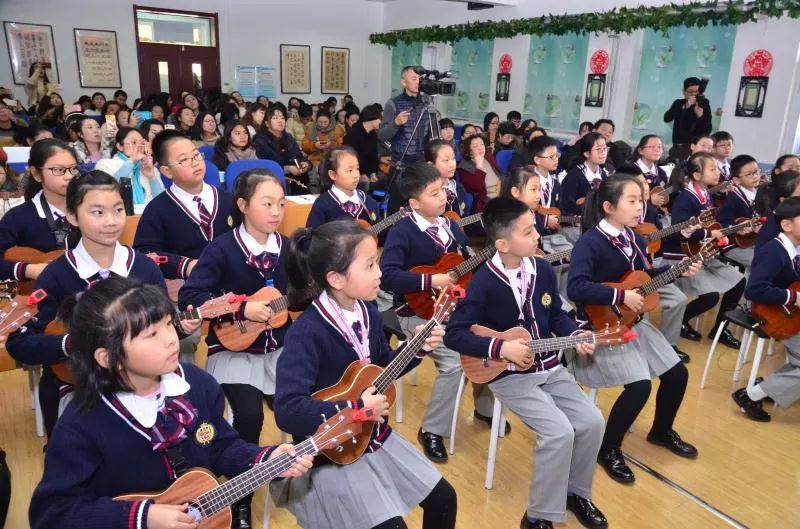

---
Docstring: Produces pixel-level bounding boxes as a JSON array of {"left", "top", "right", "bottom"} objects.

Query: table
[
  {"left": 279, "top": 195, "right": 316, "bottom": 237},
  {"left": 120, "top": 214, "right": 141, "bottom": 246}
]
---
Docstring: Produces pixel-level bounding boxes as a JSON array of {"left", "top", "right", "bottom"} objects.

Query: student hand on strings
[
  {"left": 680, "top": 220, "right": 703, "bottom": 238},
  {"left": 710, "top": 229, "right": 725, "bottom": 240},
  {"left": 500, "top": 339, "right": 532, "bottom": 368},
  {"left": 650, "top": 193, "right": 667, "bottom": 207},
  {"left": 680, "top": 257, "right": 702, "bottom": 278},
  {"left": 417, "top": 323, "right": 444, "bottom": 352},
  {"left": 738, "top": 225, "right": 754, "bottom": 235},
  {"left": 147, "top": 503, "right": 199, "bottom": 529},
  {"left": 546, "top": 215, "right": 560, "bottom": 230},
  {"left": 244, "top": 301, "right": 274, "bottom": 323},
  {"left": 179, "top": 305, "right": 202, "bottom": 335},
  {"left": 431, "top": 273, "right": 456, "bottom": 288},
  {"left": 574, "top": 331, "right": 596, "bottom": 356},
  {"left": 623, "top": 290, "right": 645, "bottom": 312},
  {"left": 268, "top": 444, "right": 314, "bottom": 478},
  {"left": 361, "top": 386, "right": 390, "bottom": 423}
]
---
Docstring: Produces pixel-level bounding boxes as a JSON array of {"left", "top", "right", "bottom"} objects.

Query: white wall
[{"left": 0, "top": 0, "right": 389, "bottom": 106}]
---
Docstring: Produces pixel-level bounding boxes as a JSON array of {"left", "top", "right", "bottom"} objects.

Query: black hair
[
  {"left": 632, "top": 134, "right": 662, "bottom": 162},
  {"left": 113, "top": 89, "right": 128, "bottom": 99},
  {"left": 528, "top": 135, "right": 558, "bottom": 159},
  {"left": 710, "top": 130, "right": 734, "bottom": 145},
  {"left": 775, "top": 196, "right": 800, "bottom": 224},
  {"left": 501, "top": 166, "right": 539, "bottom": 200},
  {"left": 460, "top": 133, "right": 486, "bottom": 160},
  {"left": 574, "top": 132, "right": 605, "bottom": 168},
  {"left": 506, "top": 110, "right": 522, "bottom": 121},
  {"left": 175, "top": 106, "right": 195, "bottom": 129},
  {"left": 111, "top": 126, "right": 142, "bottom": 156},
  {"left": 438, "top": 118, "right": 454, "bottom": 130},
  {"left": 424, "top": 139, "right": 456, "bottom": 164},
  {"left": 66, "top": 169, "right": 122, "bottom": 215},
  {"left": 460, "top": 123, "right": 477, "bottom": 139},
  {"left": 318, "top": 145, "right": 359, "bottom": 191},
  {"left": 581, "top": 173, "right": 642, "bottom": 232},
  {"left": 213, "top": 120, "right": 252, "bottom": 170},
  {"left": 78, "top": 95, "right": 91, "bottom": 105},
  {"left": 101, "top": 100, "right": 121, "bottom": 118},
  {"left": 316, "top": 108, "right": 332, "bottom": 121},
  {"left": 265, "top": 105, "right": 286, "bottom": 123},
  {"left": 400, "top": 65, "right": 417, "bottom": 76},
  {"left": 774, "top": 154, "right": 800, "bottom": 177},
  {"left": 29, "top": 62, "right": 50, "bottom": 85},
  {"left": 729, "top": 154, "right": 758, "bottom": 180},
  {"left": 483, "top": 112, "right": 499, "bottom": 132},
  {"left": 578, "top": 121, "right": 593, "bottom": 134},
  {"left": 483, "top": 196, "right": 530, "bottom": 243},
  {"left": 69, "top": 277, "right": 177, "bottom": 409},
  {"left": 518, "top": 119, "right": 535, "bottom": 134},
  {"left": 690, "top": 132, "right": 712, "bottom": 147},
  {"left": 25, "top": 139, "right": 79, "bottom": 200},
  {"left": 755, "top": 170, "right": 800, "bottom": 216},
  {"left": 139, "top": 119, "right": 165, "bottom": 139},
  {"left": 195, "top": 111, "right": 220, "bottom": 139},
  {"left": 243, "top": 102, "right": 268, "bottom": 132},
  {"left": 614, "top": 164, "right": 645, "bottom": 178},
  {"left": 298, "top": 103, "right": 313, "bottom": 118},
  {"left": 286, "top": 220, "right": 372, "bottom": 309},
  {"left": 231, "top": 168, "right": 284, "bottom": 226},
  {"left": 593, "top": 118, "right": 615, "bottom": 131},
  {"left": 22, "top": 124, "right": 54, "bottom": 145},
  {"left": 668, "top": 152, "right": 715, "bottom": 192},
  {"left": 398, "top": 162, "right": 441, "bottom": 202},
  {"left": 151, "top": 129, "right": 191, "bottom": 166}
]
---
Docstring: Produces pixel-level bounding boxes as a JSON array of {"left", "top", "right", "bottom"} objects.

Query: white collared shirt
[
  {"left": 582, "top": 164, "right": 602, "bottom": 185},
  {"left": 490, "top": 252, "right": 534, "bottom": 311},
  {"left": 599, "top": 219, "right": 632, "bottom": 256},
  {"left": 636, "top": 159, "right": 657, "bottom": 176},
  {"left": 115, "top": 372, "right": 191, "bottom": 428},
  {"left": 739, "top": 185, "right": 757, "bottom": 203},
  {"left": 536, "top": 168, "right": 556, "bottom": 206},
  {"left": 170, "top": 183, "right": 215, "bottom": 220},
  {"left": 717, "top": 159, "right": 730, "bottom": 175},
  {"left": 411, "top": 211, "right": 451, "bottom": 246},
  {"left": 237, "top": 225, "right": 280, "bottom": 255},
  {"left": 330, "top": 185, "right": 361, "bottom": 206},
  {"left": 32, "top": 190, "right": 66, "bottom": 220},
  {"left": 446, "top": 178, "right": 457, "bottom": 194},
  {"left": 72, "top": 239, "right": 131, "bottom": 279},
  {"left": 777, "top": 233, "right": 800, "bottom": 261}
]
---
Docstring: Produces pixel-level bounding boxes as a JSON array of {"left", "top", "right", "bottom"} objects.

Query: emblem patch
[
  {"left": 541, "top": 292, "right": 552, "bottom": 307},
  {"left": 195, "top": 421, "right": 216, "bottom": 446}
]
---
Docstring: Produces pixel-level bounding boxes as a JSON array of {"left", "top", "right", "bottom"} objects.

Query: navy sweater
[
  {"left": 662, "top": 188, "right": 715, "bottom": 259},
  {"left": 275, "top": 299, "right": 422, "bottom": 452},
  {"left": 444, "top": 179, "right": 469, "bottom": 217},
  {"left": 305, "top": 189, "right": 379, "bottom": 229},
  {"left": 559, "top": 164, "right": 608, "bottom": 216},
  {"left": 6, "top": 246, "right": 165, "bottom": 366},
  {"left": 133, "top": 186, "right": 233, "bottom": 280},
  {"left": 718, "top": 186, "right": 755, "bottom": 228},
  {"left": 567, "top": 226, "right": 668, "bottom": 320},
  {"left": 178, "top": 230, "right": 290, "bottom": 355},
  {"left": 29, "top": 364, "right": 274, "bottom": 529},
  {"left": 745, "top": 236, "right": 800, "bottom": 307},
  {"left": 445, "top": 255, "right": 578, "bottom": 382},
  {"left": 0, "top": 200, "right": 64, "bottom": 280},
  {"left": 380, "top": 215, "right": 470, "bottom": 296}
]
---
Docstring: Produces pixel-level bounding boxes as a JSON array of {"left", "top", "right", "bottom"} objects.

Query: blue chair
[
  {"left": 225, "top": 160, "right": 286, "bottom": 192},
  {"left": 495, "top": 149, "right": 513, "bottom": 177},
  {"left": 198, "top": 144, "right": 215, "bottom": 163},
  {"left": 453, "top": 125, "right": 463, "bottom": 143},
  {"left": 8, "top": 163, "right": 26, "bottom": 174},
  {"left": 203, "top": 160, "right": 221, "bottom": 188}
]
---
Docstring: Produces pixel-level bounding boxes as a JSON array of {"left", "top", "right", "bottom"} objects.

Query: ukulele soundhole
[{"left": 186, "top": 501, "right": 204, "bottom": 522}]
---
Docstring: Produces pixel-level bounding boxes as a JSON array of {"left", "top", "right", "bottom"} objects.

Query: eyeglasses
[
  {"left": 536, "top": 154, "right": 560, "bottom": 160},
  {"left": 740, "top": 169, "right": 762, "bottom": 178},
  {"left": 43, "top": 165, "right": 81, "bottom": 176},
  {"left": 165, "top": 151, "right": 204, "bottom": 168},
  {"left": 643, "top": 145, "right": 663, "bottom": 150},
  {"left": 591, "top": 146, "right": 609, "bottom": 152}
]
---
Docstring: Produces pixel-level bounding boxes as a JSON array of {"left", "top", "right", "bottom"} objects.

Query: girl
[
  {"left": 182, "top": 93, "right": 201, "bottom": 115},
  {"left": 25, "top": 62, "right": 55, "bottom": 108},
  {"left": 271, "top": 220, "right": 456, "bottom": 529},
  {"left": 243, "top": 102, "right": 267, "bottom": 138},
  {"left": 253, "top": 106, "right": 311, "bottom": 194},
  {"left": 37, "top": 93, "right": 64, "bottom": 129},
  {"left": 426, "top": 139, "right": 466, "bottom": 217},
  {"left": 174, "top": 106, "right": 198, "bottom": 140},
  {"left": 90, "top": 92, "right": 106, "bottom": 115},
  {"left": 438, "top": 118, "right": 455, "bottom": 147},
  {"left": 97, "top": 126, "right": 164, "bottom": 206},
  {"left": 0, "top": 147, "right": 23, "bottom": 194},
  {"left": 567, "top": 174, "right": 701, "bottom": 485},
  {"left": 755, "top": 169, "right": 800, "bottom": 248},
  {"left": 69, "top": 116, "right": 115, "bottom": 164},
  {"left": 772, "top": 154, "right": 800, "bottom": 178},
  {"left": 662, "top": 153, "right": 745, "bottom": 349},
  {"left": 29, "top": 277, "right": 312, "bottom": 529},
  {"left": 458, "top": 133, "right": 501, "bottom": 213},
  {"left": 150, "top": 103, "right": 166, "bottom": 122},
  {"left": 6, "top": 170, "right": 184, "bottom": 439},
  {"left": 0, "top": 139, "right": 77, "bottom": 281},
  {"left": 212, "top": 120, "right": 257, "bottom": 170},
  {"left": 139, "top": 119, "right": 165, "bottom": 144},
  {"left": 718, "top": 154, "right": 762, "bottom": 274},
  {"left": 559, "top": 132, "right": 609, "bottom": 242},
  {"left": 194, "top": 111, "right": 221, "bottom": 147},
  {"left": 306, "top": 145, "right": 378, "bottom": 228},
  {"left": 460, "top": 123, "right": 477, "bottom": 143},
  {"left": 633, "top": 135, "right": 669, "bottom": 209},
  {"left": 689, "top": 133, "right": 713, "bottom": 156}
]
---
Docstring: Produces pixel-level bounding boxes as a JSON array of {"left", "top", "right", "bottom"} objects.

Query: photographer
[
  {"left": 24, "top": 62, "right": 56, "bottom": 109},
  {"left": 378, "top": 66, "right": 431, "bottom": 164},
  {"left": 663, "top": 76, "right": 712, "bottom": 161}
]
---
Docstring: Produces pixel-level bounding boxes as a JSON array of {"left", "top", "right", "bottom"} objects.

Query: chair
[
  {"left": 381, "top": 309, "right": 410, "bottom": 423},
  {"left": 198, "top": 144, "right": 215, "bottom": 163},
  {"left": 495, "top": 149, "right": 513, "bottom": 176},
  {"left": 203, "top": 160, "right": 222, "bottom": 188},
  {"left": 701, "top": 308, "right": 773, "bottom": 389},
  {"left": 8, "top": 162, "right": 26, "bottom": 174},
  {"left": 225, "top": 160, "right": 286, "bottom": 192}
]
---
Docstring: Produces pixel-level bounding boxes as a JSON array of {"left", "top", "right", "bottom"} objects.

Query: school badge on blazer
[
  {"left": 541, "top": 292, "right": 552, "bottom": 307},
  {"left": 194, "top": 421, "right": 216, "bottom": 446},
  {"left": 370, "top": 211, "right": 377, "bottom": 222},
  {"left": 227, "top": 215, "right": 234, "bottom": 227}
]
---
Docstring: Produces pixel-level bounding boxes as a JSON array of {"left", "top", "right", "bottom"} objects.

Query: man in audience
[
  {"left": 113, "top": 89, "right": 129, "bottom": 110},
  {"left": 593, "top": 118, "right": 628, "bottom": 171},
  {"left": 664, "top": 76, "right": 712, "bottom": 162}
]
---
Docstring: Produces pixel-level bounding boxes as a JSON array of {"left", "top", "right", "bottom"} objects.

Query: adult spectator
[{"left": 664, "top": 76, "right": 712, "bottom": 162}]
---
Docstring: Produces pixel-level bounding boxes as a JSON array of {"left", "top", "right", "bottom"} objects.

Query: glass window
[
  {"left": 191, "top": 63, "right": 203, "bottom": 91},
  {"left": 135, "top": 9, "right": 215, "bottom": 46},
  {"left": 158, "top": 61, "right": 170, "bottom": 93}
]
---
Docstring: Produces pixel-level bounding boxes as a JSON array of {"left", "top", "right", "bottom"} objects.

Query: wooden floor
[{"left": 4, "top": 312, "right": 800, "bottom": 529}]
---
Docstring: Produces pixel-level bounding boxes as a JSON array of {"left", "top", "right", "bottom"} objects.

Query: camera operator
[
  {"left": 663, "top": 76, "right": 712, "bottom": 162},
  {"left": 378, "top": 66, "right": 431, "bottom": 164}
]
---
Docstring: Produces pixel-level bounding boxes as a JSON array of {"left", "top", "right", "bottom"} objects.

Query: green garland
[{"left": 369, "top": 0, "right": 800, "bottom": 46}]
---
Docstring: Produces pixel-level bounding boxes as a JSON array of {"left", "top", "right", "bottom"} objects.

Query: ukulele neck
[
  {"left": 374, "top": 318, "right": 439, "bottom": 394},
  {"left": 451, "top": 246, "right": 493, "bottom": 279},
  {"left": 638, "top": 253, "right": 703, "bottom": 296},
  {"left": 456, "top": 213, "right": 482, "bottom": 228},
  {"left": 526, "top": 333, "right": 595, "bottom": 354}
]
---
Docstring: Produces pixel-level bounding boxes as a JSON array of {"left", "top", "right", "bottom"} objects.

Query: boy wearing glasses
[
  {"left": 718, "top": 154, "right": 762, "bottom": 275},
  {"left": 711, "top": 131, "right": 735, "bottom": 182}
]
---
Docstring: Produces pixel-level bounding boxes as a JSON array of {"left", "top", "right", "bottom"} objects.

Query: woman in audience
[
  {"left": 77, "top": 95, "right": 92, "bottom": 113},
  {"left": 36, "top": 93, "right": 64, "bottom": 129},
  {"left": 95, "top": 126, "right": 164, "bottom": 206},
  {"left": 115, "top": 107, "right": 133, "bottom": 128},
  {"left": 175, "top": 106, "right": 199, "bottom": 139},
  {"left": 256, "top": 95, "right": 270, "bottom": 107},
  {"left": 230, "top": 91, "right": 247, "bottom": 117},
  {"left": 0, "top": 102, "right": 27, "bottom": 147},
  {"left": 21, "top": 124, "right": 53, "bottom": 146},
  {"left": 69, "top": 116, "right": 115, "bottom": 164},
  {"left": 0, "top": 148, "right": 24, "bottom": 193},
  {"left": 194, "top": 112, "right": 221, "bottom": 146},
  {"left": 254, "top": 106, "right": 311, "bottom": 193},
  {"left": 243, "top": 102, "right": 268, "bottom": 138},
  {"left": 24, "top": 62, "right": 55, "bottom": 108},
  {"left": 212, "top": 120, "right": 257, "bottom": 170},
  {"left": 460, "top": 123, "right": 478, "bottom": 142},
  {"left": 183, "top": 93, "right": 202, "bottom": 116},
  {"left": 139, "top": 119, "right": 164, "bottom": 143},
  {"left": 772, "top": 154, "right": 800, "bottom": 178},
  {"left": 483, "top": 112, "right": 500, "bottom": 154},
  {"left": 87, "top": 92, "right": 106, "bottom": 116},
  {"left": 335, "top": 108, "right": 347, "bottom": 127},
  {"left": 458, "top": 133, "right": 502, "bottom": 213},
  {"left": 302, "top": 109, "right": 344, "bottom": 167},
  {"left": 344, "top": 107, "right": 360, "bottom": 131},
  {"left": 100, "top": 100, "right": 121, "bottom": 123}
]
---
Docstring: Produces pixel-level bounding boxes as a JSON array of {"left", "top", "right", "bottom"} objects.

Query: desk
[{"left": 279, "top": 195, "right": 316, "bottom": 237}]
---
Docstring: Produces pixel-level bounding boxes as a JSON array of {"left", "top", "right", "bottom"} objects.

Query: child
[
  {"left": 305, "top": 145, "right": 379, "bottom": 228},
  {"left": 29, "top": 277, "right": 312, "bottom": 529},
  {"left": 445, "top": 197, "right": 607, "bottom": 529},
  {"left": 559, "top": 132, "right": 609, "bottom": 243},
  {"left": 733, "top": 197, "right": 800, "bottom": 421},
  {"left": 380, "top": 162, "right": 497, "bottom": 462},
  {"left": 95, "top": 126, "right": 164, "bottom": 206},
  {"left": 134, "top": 129, "right": 233, "bottom": 281},
  {"left": 718, "top": 154, "right": 762, "bottom": 274},
  {"left": 272, "top": 220, "right": 456, "bottom": 529},
  {"left": 663, "top": 153, "right": 746, "bottom": 349},
  {"left": 567, "top": 174, "right": 700, "bottom": 484},
  {"left": 754, "top": 169, "right": 800, "bottom": 248},
  {"left": 526, "top": 136, "right": 573, "bottom": 254},
  {"left": 0, "top": 139, "right": 78, "bottom": 281},
  {"left": 711, "top": 131, "right": 734, "bottom": 181},
  {"left": 426, "top": 139, "right": 467, "bottom": 217},
  {"left": 689, "top": 133, "right": 714, "bottom": 156},
  {"left": 6, "top": 171, "right": 185, "bottom": 440},
  {"left": 632, "top": 134, "right": 669, "bottom": 211}
]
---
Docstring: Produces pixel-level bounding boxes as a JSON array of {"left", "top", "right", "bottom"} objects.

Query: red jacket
[{"left": 457, "top": 153, "right": 502, "bottom": 213}]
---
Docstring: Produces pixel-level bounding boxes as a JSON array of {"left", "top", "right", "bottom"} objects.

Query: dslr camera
[{"left": 413, "top": 67, "right": 457, "bottom": 96}]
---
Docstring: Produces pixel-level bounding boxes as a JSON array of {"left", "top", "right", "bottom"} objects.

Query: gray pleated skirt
[
  {"left": 662, "top": 257, "right": 743, "bottom": 298},
  {"left": 542, "top": 233, "right": 573, "bottom": 253},
  {"left": 567, "top": 319, "right": 680, "bottom": 388},
  {"left": 205, "top": 347, "right": 282, "bottom": 394},
  {"left": 724, "top": 247, "right": 754, "bottom": 271},
  {"left": 269, "top": 433, "right": 442, "bottom": 529}
]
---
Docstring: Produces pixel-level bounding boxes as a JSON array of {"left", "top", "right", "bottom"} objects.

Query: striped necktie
[
  {"left": 425, "top": 225, "right": 448, "bottom": 253},
  {"left": 193, "top": 196, "right": 213, "bottom": 239}
]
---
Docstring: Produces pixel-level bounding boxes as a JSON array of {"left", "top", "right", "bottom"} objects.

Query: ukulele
[
  {"left": 4, "top": 246, "right": 64, "bottom": 294},
  {"left": 357, "top": 207, "right": 410, "bottom": 241},
  {"left": 313, "top": 287, "right": 464, "bottom": 464},
  {"left": 148, "top": 254, "right": 186, "bottom": 303},
  {"left": 634, "top": 207, "right": 719, "bottom": 255},
  {"left": 651, "top": 180, "right": 733, "bottom": 205},
  {"left": 443, "top": 211, "right": 484, "bottom": 229},
  {"left": 542, "top": 248, "right": 572, "bottom": 265},
  {"left": 212, "top": 287, "right": 291, "bottom": 351},
  {"left": 584, "top": 239, "right": 722, "bottom": 329},
  {"left": 404, "top": 246, "right": 493, "bottom": 319},
  {"left": 48, "top": 293, "right": 246, "bottom": 384},
  {"left": 751, "top": 281, "right": 800, "bottom": 340},
  {"left": 535, "top": 206, "right": 581, "bottom": 226},
  {"left": 681, "top": 216, "right": 764, "bottom": 256},
  {"left": 0, "top": 289, "right": 46, "bottom": 339},
  {"left": 461, "top": 324, "right": 636, "bottom": 384},
  {"left": 114, "top": 407, "right": 372, "bottom": 529}
]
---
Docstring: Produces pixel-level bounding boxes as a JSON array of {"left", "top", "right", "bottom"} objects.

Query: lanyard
[{"left": 319, "top": 291, "right": 371, "bottom": 362}]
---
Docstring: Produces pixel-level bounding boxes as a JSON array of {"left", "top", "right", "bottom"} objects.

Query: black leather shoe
[
  {"left": 646, "top": 430, "right": 698, "bottom": 458},
  {"left": 680, "top": 323, "right": 702, "bottom": 341},
  {"left": 673, "top": 346, "right": 690, "bottom": 364},
  {"left": 713, "top": 328, "right": 741, "bottom": 349},
  {"left": 567, "top": 495, "right": 609, "bottom": 529},
  {"left": 474, "top": 409, "right": 512, "bottom": 434},
  {"left": 520, "top": 514, "right": 554, "bottom": 529},
  {"left": 732, "top": 387, "right": 771, "bottom": 422},
  {"left": 753, "top": 377, "right": 775, "bottom": 404},
  {"left": 597, "top": 447, "right": 635, "bottom": 483},
  {"left": 232, "top": 500, "right": 252, "bottom": 529},
  {"left": 417, "top": 429, "right": 448, "bottom": 462}
]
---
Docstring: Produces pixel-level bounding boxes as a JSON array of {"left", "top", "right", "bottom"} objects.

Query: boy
[
  {"left": 380, "top": 162, "right": 497, "bottom": 462},
  {"left": 445, "top": 197, "right": 607, "bottom": 529},
  {"left": 711, "top": 131, "right": 735, "bottom": 181},
  {"left": 733, "top": 197, "right": 800, "bottom": 421},
  {"left": 718, "top": 154, "right": 760, "bottom": 275}
]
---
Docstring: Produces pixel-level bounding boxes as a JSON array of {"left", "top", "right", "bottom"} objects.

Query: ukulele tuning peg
[
  {"left": 335, "top": 446, "right": 344, "bottom": 453},
  {"left": 320, "top": 413, "right": 328, "bottom": 423},
  {"left": 334, "top": 404, "right": 341, "bottom": 413}
]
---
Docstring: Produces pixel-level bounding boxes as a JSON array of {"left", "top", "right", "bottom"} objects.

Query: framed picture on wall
[
  {"left": 321, "top": 46, "right": 349, "bottom": 94},
  {"left": 74, "top": 29, "right": 121, "bottom": 88},
  {"left": 280, "top": 44, "right": 311, "bottom": 94},
  {"left": 3, "top": 21, "right": 60, "bottom": 85}
]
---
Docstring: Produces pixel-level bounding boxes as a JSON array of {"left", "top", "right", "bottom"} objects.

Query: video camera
[{"left": 413, "top": 67, "right": 457, "bottom": 96}]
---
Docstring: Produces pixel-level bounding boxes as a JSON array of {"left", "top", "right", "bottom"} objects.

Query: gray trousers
[
  {"left": 490, "top": 367, "right": 605, "bottom": 522},
  {"left": 543, "top": 234, "right": 573, "bottom": 313},
  {"left": 759, "top": 334, "right": 800, "bottom": 408},
  {"left": 657, "top": 283, "right": 688, "bottom": 346},
  {"left": 400, "top": 315, "right": 494, "bottom": 436}
]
